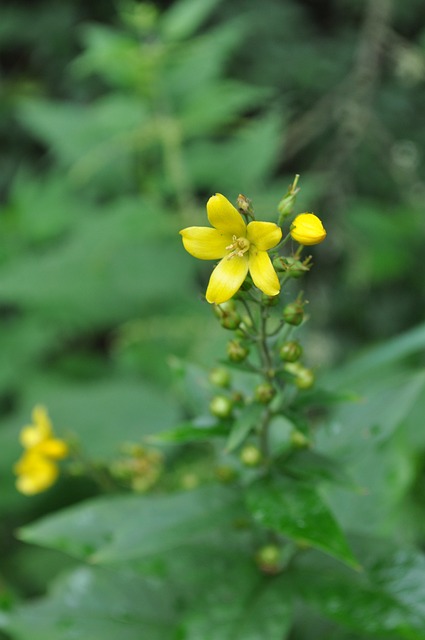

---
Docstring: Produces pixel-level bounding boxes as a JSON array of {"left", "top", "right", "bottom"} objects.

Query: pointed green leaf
[
  {"left": 225, "top": 404, "right": 264, "bottom": 452},
  {"left": 2, "top": 566, "right": 176, "bottom": 640},
  {"left": 149, "top": 420, "right": 228, "bottom": 443},
  {"left": 246, "top": 477, "right": 358, "bottom": 568},
  {"left": 18, "top": 486, "right": 242, "bottom": 564},
  {"left": 293, "top": 546, "right": 425, "bottom": 638}
]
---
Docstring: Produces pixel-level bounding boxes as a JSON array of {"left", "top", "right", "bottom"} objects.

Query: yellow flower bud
[{"left": 290, "top": 213, "right": 326, "bottom": 246}]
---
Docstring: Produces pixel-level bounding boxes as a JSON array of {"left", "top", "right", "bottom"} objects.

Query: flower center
[{"left": 226, "top": 235, "right": 250, "bottom": 260}]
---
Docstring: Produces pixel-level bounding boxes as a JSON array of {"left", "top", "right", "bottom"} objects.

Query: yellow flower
[
  {"left": 180, "top": 194, "right": 282, "bottom": 304},
  {"left": 14, "top": 405, "right": 68, "bottom": 495},
  {"left": 290, "top": 213, "right": 326, "bottom": 246},
  {"left": 14, "top": 451, "right": 60, "bottom": 495}
]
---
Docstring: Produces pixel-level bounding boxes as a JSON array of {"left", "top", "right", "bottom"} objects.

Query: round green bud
[
  {"left": 255, "top": 544, "right": 281, "bottom": 574},
  {"left": 213, "top": 300, "right": 236, "bottom": 319},
  {"left": 209, "top": 367, "right": 231, "bottom": 388},
  {"left": 279, "top": 340, "right": 303, "bottom": 363},
  {"left": 209, "top": 395, "right": 233, "bottom": 419},
  {"left": 295, "top": 367, "right": 315, "bottom": 390},
  {"left": 227, "top": 340, "right": 249, "bottom": 363},
  {"left": 240, "top": 444, "right": 262, "bottom": 466},
  {"left": 254, "top": 382, "right": 276, "bottom": 404},
  {"left": 215, "top": 465, "right": 237, "bottom": 483},
  {"left": 221, "top": 311, "right": 241, "bottom": 330},
  {"left": 283, "top": 301, "right": 304, "bottom": 326},
  {"left": 290, "top": 429, "right": 311, "bottom": 448},
  {"left": 261, "top": 293, "right": 279, "bottom": 306}
]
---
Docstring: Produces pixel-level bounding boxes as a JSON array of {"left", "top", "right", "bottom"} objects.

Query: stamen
[{"left": 226, "top": 236, "right": 250, "bottom": 260}]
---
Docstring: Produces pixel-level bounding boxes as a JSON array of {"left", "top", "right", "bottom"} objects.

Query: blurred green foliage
[{"left": 1, "top": 0, "right": 425, "bottom": 638}]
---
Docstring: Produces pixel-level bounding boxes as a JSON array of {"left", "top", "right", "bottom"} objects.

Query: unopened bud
[
  {"left": 255, "top": 544, "right": 281, "bottom": 574},
  {"left": 221, "top": 311, "right": 241, "bottom": 330},
  {"left": 290, "top": 429, "right": 311, "bottom": 448},
  {"left": 294, "top": 367, "right": 315, "bottom": 390},
  {"left": 283, "top": 301, "right": 304, "bottom": 326},
  {"left": 277, "top": 174, "right": 300, "bottom": 224},
  {"left": 213, "top": 300, "right": 236, "bottom": 319},
  {"left": 261, "top": 293, "right": 279, "bottom": 306},
  {"left": 237, "top": 194, "right": 254, "bottom": 217},
  {"left": 290, "top": 213, "right": 326, "bottom": 246},
  {"left": 279, "top": 340, "right": 303, "bottom": 363},
  {"left": 240, "top": 444, "right": 262, "bottom": 466},
  {"left": 254, "top": 382, "right": 276, "bottom": 404},
  {"left": 215, "top": 464, "right": 237, "bottom": 483},
  {"left": 209, "top": 395, "right": 233, "bottom": 419},
  {"left": 209, "top": 367, "right": 231, "bottom": 388},
  {"left": 227, "top": 340, "right": 249, "bottom": 363}
]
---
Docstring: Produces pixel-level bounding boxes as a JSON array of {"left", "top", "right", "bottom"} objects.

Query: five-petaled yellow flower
[
  {"left": 14, "top": 405, "right": 68, "bottom": 495},
  {"left": 290, "top": 213, "right": 326, "bottom": 246},
  {"left": 180, "top": 194, "right": 282, "bottom": 304}
]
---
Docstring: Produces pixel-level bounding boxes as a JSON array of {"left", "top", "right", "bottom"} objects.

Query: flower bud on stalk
[
  {"left": 261, "top": 293, "right": 279, "bottom": 306},
  {"left": 254, "top": 382, "right": 276, "bottom": 404},
  {"left": 255, "top": 544, "right": 281, "bottom": 574},
  {"left": 209, "top": 395, "right": 233, "bottom": 419},
  {"left": 227, "top": 340, "right": 249, "bottom": 363},
  {"left": 290, "top": 213, "right": 326, "bottom": 246},
  {"left": 236, "top": 193, "right": 254, "bottom": 218},
  {"left": 209, "top": 367, "right": 231, "bottom": 388},
  {"left": 279, "top": 340, "right": 303, "bottom": 362},
  {"left": 290, "top": 430, "right": 311, "bottom": 448},
  {"left": 283, "top": 301, "right": 304, "bottom": 326},
  {"left": 277, "top": 174, "right": 300, "bottom": 225},
  {"left": 240, "top": 444, "right": 262, "bottom": 467},
  {"left": 295, "top": 367, "right": 315, "bottom": 390}
]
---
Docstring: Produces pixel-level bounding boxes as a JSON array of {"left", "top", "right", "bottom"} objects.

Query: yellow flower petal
[
  {"left": 38, "top": 438, "right": 69, "bottom": 460},
  {"left": 248, "top": 248, "right": 280, "bottom": 296},
  {"left": 206, "top": 255, "right": 249, "bottom": 304},
  {"left": 15, "top": 452, "right": 59, "bottom": 495},
  {"left": 207, "top": 194, "right": 246, "bottom": 236},
  {"left": 32, "top": 405, "right": 53, "bottom": 433},
  {"left": 20, "top": 425, "right": 44, "bottom": 449},
  {"left": 247, "top": 221, "right": 282, "bottom": 251},
  {"left": 290, "top": 213, "right": 326, "bottom": 246},
  {"left": 180, "top": 227, "right": 232, "bottom": 260}
]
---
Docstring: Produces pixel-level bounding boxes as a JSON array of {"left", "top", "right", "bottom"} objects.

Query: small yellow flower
[
  {"left": 290, "top": 213, "right": 326, "bottom": 246},
  {"left": 14, "top": 451, "right": 59, "bottom": 495},
  {"left": 14, "top": 405, "right": 68, "bottom": 495},
  {"left": 180, "top": 194, "right": 282, "bottom": 304}
]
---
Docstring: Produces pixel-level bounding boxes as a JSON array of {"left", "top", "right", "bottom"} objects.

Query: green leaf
[
  {"left": 181, "top": 80, "right": 270, "bottom": 137},
  {"left": 161, "top": 0, "right": 223, "bottom": 41},
  {"left": 320, "top": 370, "right": 425, "bottom": 456},
  {"left": 282, "top": 450, "right": 355, "bottom": 488},
  {"left": 182, "top": 570, "right": 292, "bottom": 640},
  {"left": 293, "top": 546, "right": 425, "bottom": 639},
  {"left": 2, "top": 566, "right": 176, "bottom": 640},
  {"left": 327, "top": 322, "right": 425, "bottom": 388},
  {"left": 225, "top": 404, "right": 264, "bottom": 452},
  {"left": 246, "top": 477, "right": 358, "bottom": 568},
  {"left": 149, "top": 420, "right": 228, "bottom": 443},
  {"left": 18, "top": 486, "right": 242, "bottom": 564},
  {"left": 187, "top": 111, "right": 284, "bottom": 194}
]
